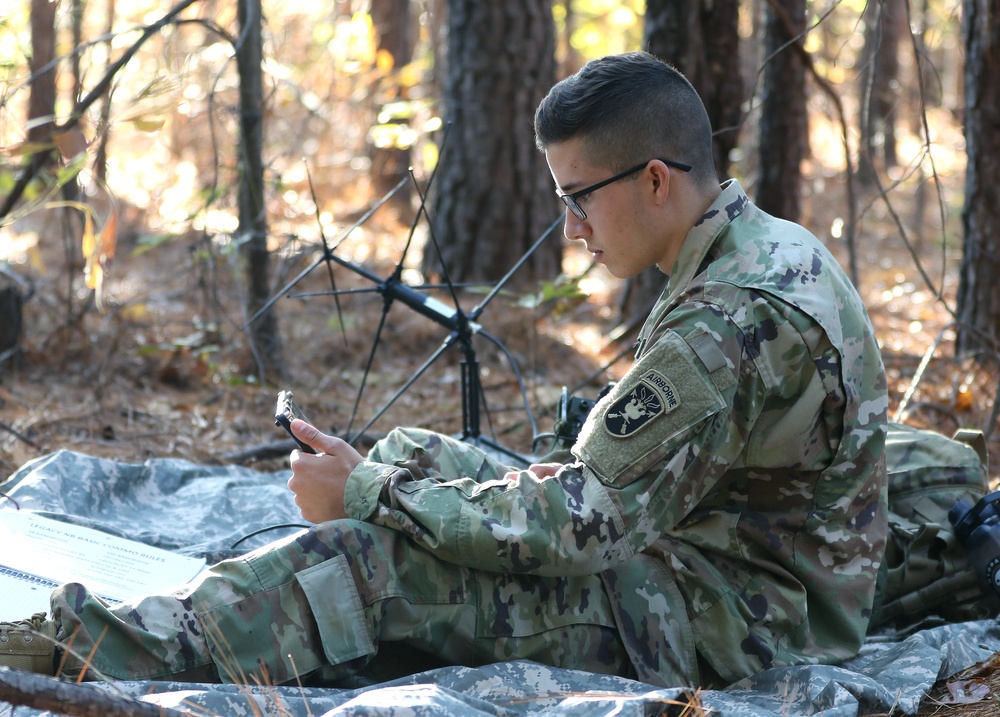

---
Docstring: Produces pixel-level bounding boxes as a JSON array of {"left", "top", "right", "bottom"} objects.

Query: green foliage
[
  {"left": 131, "top": 233, "right": 174, "bottom": 256},
  {"left": 327, "top": 311, "right": 357, "bottom": 334},
  {"left": 0, "top": 150, "right": 87, "bottom": 228},
  {"left": 555, "top": 0, "right": 645, "bottom": 59},
  {"left": 518, "top": 274, "right": 590, "bottom": 311},
  {"left": 54, "top": 152, "right": 87, "bottom": 188},
  {"left": 369, "top": 97, "right": 440, "bottom": 151}
]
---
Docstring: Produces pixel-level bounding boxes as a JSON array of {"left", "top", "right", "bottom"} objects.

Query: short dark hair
[{"left": 534, "top": 52, "right": 718, "bottom": 187}]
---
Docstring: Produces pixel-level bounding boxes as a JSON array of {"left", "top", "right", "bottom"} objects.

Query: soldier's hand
[
  {"left": 287, "top": 419, "right": 363, "bottom": 523},
  {"left": 502, "top": 462, "right": 563, "bottom": 482},
  {"left": 528, "top": 462, "right": 563, "bottom": 479}
]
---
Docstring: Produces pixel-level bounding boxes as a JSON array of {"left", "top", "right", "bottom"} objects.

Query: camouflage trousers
[{"left": 50, "top": 428, "right": 634, "bottom": 685}]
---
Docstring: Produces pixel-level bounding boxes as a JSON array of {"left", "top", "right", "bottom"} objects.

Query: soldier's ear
[{"left": 648, "top": 161, "right": 671, "bottom": 206}]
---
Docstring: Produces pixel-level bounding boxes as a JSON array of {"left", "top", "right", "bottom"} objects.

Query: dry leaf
[
  {"left": 131, "top": 116, "right": 166, "bottom": 133},
  {"left": 398, "top": 61, "right": 423, "bottom": 89},
  {"left": 941, "top": 678, "right": 991, "bottom": 704},
  {"left": 6, "top": 141, "right": 55, "bottom": 157},
  {"left": 120, "top": 303, "right": 149, "bottom": 321},
  {"left": 52, "top": 128, "right": 89, "bottom": 160},
  {"left": 100, "top": 210, "right": 119, "bottom": 262},
  {"left": 376, "top": 48, "right": 395, "bottom": 72},
  {"left": 79, "top": 207, "right": 119, "bottom": 311},
  {"left": 954, "top": 386, "right": 973, "bottom": 412},
  {"left": 81, "top": 210, "right": 97, "bottom": 289}
]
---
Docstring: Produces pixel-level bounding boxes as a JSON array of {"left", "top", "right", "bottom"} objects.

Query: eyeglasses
[{"left": 556, "top": 158, "right": 692, "bottom": 221}]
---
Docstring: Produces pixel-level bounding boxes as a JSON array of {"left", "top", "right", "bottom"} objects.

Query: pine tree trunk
[
  {"left": 423, "top": 0, "right": 559, "bottom": 286},
  {"left": 28, "top": 0, "right": 57, "bottom": 145},
  {"left": 644, "top": 0, "right": 742, "bottom": 180},
  {"left": 756, "top": 0, "right": 808, "bottom": 222},
  {"left": 956, "top": 0, "right": 1000, "bottom": 358},
  {"left": 5, "top": 0, "right": 53, "bottom": 367}
]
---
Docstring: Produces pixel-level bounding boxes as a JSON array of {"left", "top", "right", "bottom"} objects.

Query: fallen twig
[
  {"left": 0, "top": 667, "right": 188, "bottom": 717},
  {"left": 0, "top": 419, "right": 40, "bottom": 448}
]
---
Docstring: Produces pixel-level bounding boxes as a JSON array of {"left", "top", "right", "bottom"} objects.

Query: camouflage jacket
[{"left": 345, "top": 180, "right": 889, "bottom": 686}]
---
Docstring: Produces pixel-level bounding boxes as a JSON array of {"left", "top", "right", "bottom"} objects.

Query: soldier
[{"left": 1, "top": 51, "right": 888, "bottom": 688}]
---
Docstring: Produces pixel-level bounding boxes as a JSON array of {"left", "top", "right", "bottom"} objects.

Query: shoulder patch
[{"left": 603, "top": 369, "right": 679, "bottom": 438}]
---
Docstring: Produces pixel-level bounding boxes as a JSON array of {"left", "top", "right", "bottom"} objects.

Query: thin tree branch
[
  {"left": 5, "top": 18, "right": 233, "bottom": 106},
  {"left": 851, "top": 1, "right": 960, "bottom": 322},
  {"left": 0, "top": 0, "right": 205, "bottom": 222},
  {"left": 0, "top": 667, "right": 188, "bottom": 717},
  {"left": 903, "top": 0, "right": 953, "bottom": 300}
]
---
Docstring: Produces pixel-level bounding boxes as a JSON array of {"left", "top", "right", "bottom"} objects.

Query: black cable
[
  {"left": 478, "top": 329, "right": 539, "bottom": 440},
  {"left": 229, "top": 523, "right": 310, "bottom": 549}
]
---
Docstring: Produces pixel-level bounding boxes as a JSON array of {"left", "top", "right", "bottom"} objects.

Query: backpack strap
[
  {"left": 953, "top": 427, "right": 989, "bottom": 472},
  {"left": 878, "top": 513, "right": 980, "bottom": 621},
  {"left": 877, "top": 568, "right": 982, "bottom": 625}
]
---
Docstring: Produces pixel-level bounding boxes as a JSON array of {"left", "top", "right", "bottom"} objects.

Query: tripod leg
[
  {"left": 347, "top": 333, "right": 458, "bottom": 445},
  {"left": 346, "top": 301, "right": 393, "bottom": 439}
]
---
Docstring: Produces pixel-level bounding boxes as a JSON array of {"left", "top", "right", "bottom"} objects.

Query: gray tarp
[{"left": 2, "top": 449, "right": 998, "bottom": 717}]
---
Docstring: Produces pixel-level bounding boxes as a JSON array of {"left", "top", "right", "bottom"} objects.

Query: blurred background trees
[{"left": 1, "top": 0, "right": 998, "bottom": 447}]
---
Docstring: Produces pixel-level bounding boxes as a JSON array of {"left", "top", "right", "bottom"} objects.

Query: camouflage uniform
[{"left": 48, "top": 179, "right": 887, "bottom": 688}]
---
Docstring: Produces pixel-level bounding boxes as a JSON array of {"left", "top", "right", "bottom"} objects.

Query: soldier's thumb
[{"left": 290, "top": 419, "right": 336, "bottom": 453}]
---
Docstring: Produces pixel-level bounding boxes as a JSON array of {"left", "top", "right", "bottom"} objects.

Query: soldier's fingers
[{"left": 290, "top": 419, "right": 343, "bottom": 454}]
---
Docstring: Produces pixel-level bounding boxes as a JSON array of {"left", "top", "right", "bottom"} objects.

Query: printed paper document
[{"left": 0, "top": 510, "right": 206, "bottom": 621}]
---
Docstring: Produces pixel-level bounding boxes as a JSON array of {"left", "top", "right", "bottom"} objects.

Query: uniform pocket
[{"left": 296, "top": 554, "right": 377, "bottom": 665}]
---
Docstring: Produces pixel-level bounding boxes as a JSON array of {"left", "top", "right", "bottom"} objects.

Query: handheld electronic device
[{"left": 275, "top": 390, "right": 317, "bottom": 453}]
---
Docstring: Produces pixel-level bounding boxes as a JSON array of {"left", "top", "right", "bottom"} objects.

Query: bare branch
[
  {"left": 0, "top": 0, "right": 205, "bottom": 222},
  {"left": 853, "top": 0, "right": 957, "bottom": 320},
  {"left": 0, "top": 667, "right": 188, "bottom": 717}
]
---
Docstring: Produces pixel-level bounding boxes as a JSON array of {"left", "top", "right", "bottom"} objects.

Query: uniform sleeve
[{"left": 342, "top": 301, "right": 781, "bottom": 577}]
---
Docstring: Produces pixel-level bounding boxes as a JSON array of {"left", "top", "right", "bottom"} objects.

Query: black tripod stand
[{"left": 247, "top": 168, "right": 562, "bottom": 467}]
